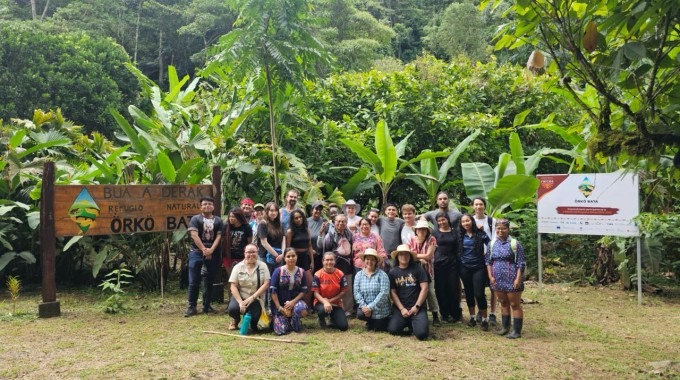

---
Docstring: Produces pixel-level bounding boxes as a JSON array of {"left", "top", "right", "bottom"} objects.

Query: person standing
[
  {"left": 487, "top": 219, "right": 526, "bottom": 339},
  {"left": 458, "top": 213, "right": 491, "bottom": 330},
  {"left": 341, "top": 200, "right": 362, "bottom": 234},
  {"left": 376, "top": 202, "right": 405, "bottom": 270},
  {"left": 307, "top": 201, "right": 327, "bottom": 274},
  {"left": 367, "top": 208, "right": 380, "bottom": 235},
  {"left": 387, "top": 245, "right": 430, "bottom": 340},
  {"left": 280, "top": 189, "right": 299, "bottom": 232},
  {"left": 222, "top": 207, "right": 253, "bottom": 274},
  {"left": 352, "top": 218, "right": 387, "bottom": 271},
  {"left": 432, "top": 212, "right": 462, "bottom": 323},
  {"left": 407, "top": 219, "right": 441, "bottom": 326},
  {"left": 258, "top": 202, "right": 286, "bottom": 273},
  {"left": 251, "top": 203, "right": 265, "bottom": 238},
  {"left": 400, "top": 203, "right": 417, "bottom": 244},
  {"left": 472, "top": 197, "right": 497, "bottom": 326},
  {"left": 286, "top": 209, "right": 315, "bottom": 306},
  {"left": 240, "top": 198, "right": 256, "bottom": 226},
  {"left": 312, "top": 252, "right": 349, "bottom": 331},
  {"left": 227, "top": 244, "right": 270, "bottom": 331},
  {"left": 423, "top": 191, "right": 462, "bottom": 232},
  {"left": 185, "top": 196, "right": 224, "bottom": 317}
]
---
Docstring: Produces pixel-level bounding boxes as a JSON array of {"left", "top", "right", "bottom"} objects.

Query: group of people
[{"left": 184, "top": 190, "right": 527, "bottom": 340}]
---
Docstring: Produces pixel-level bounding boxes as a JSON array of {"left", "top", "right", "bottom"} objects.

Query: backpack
[{"left": 488, "top": 238, "right": 518, "bottom": 263}]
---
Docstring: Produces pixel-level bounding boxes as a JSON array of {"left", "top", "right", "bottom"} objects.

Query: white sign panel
[{"left": 537, "top": 173, "right": 639, "bottom": 237}]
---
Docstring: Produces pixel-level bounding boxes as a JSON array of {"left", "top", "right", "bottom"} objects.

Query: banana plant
[
  {"left": 461, "top": 131, "right": 540, "bottom": 216},
  {"left": 340, "top": 119, "right": 450, "bottom": 206},
  {"left": 408, "top": 129, "right": 481, "bottom": 207}
]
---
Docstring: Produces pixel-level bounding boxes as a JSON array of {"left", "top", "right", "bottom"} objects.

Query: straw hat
[
  {"left": 390, "top": 244, "right": 417, "bottom": 261},
  {"left": 414, "top": 219, "right": 432, "bottom": 232},
  {"left": 341, "top": 199, "right": 361, "bottom": 214},
  {"left": 359, "top": 248, "right": 382, "bottom": 266}
]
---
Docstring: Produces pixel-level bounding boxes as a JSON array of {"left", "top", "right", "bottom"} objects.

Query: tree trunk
[
  {"left": 264, "top": 61, "right": 280, "bottom": 205},
  {"left": 40, "top": 0, "right": 50, "bottom": 20},
  {"left": 30, "top": 0, "right": 37, "bottom": 20},
  {"left": 592, "top": 243, "right": 619, "bottom": 285}
]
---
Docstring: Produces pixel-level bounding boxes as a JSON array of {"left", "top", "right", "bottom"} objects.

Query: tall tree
[{"left": 204, "top": 0, "right": 331, "bottom": 204}]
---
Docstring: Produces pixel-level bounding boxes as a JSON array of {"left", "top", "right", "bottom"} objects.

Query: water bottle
[{"left": 240, "top": 312, "right": 251, "bottom": 335}]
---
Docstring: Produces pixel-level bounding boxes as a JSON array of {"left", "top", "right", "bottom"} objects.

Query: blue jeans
[{"left": 187, "top": 250, "right": 217, "bottom": 310}]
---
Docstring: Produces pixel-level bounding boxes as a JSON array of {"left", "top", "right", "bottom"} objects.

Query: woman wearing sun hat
[
  {"left": 341, "top": 199, "right": 362, "bottom": 234},
  {"left": 387, "top": 244, "right": 429, "bottom": 340},
  {"left": 353, "top": 248, "right": 391, "bottom": 331},
  {"left": 407, "top": 219, "right": 441, "bottom": 326}
]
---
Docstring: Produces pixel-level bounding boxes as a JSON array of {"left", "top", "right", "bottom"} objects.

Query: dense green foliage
[{"left": 0, "top": 22, "right": 138, "bottom": 135}]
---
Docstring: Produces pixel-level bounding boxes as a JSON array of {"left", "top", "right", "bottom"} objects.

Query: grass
[{"left": 1, "top": 282, "right": 679, "bottom": 379}]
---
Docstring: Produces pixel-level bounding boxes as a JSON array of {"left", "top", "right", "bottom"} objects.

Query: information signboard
[{"left": 537, "top": 173, "right": 639, "bottom": 237}]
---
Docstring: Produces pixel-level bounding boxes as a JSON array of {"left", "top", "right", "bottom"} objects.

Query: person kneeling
[
  {"left": 270, "top": 248, "right": 309, "bottom": 335},
  {"left": 387, "top": 244, "right": 429, "bottom": 340},
  {"left": 227, "top": 244, "right": 270, "bottom": 332},
  {"left": 312, "top": 252, "right": 349, "bottom": 331},
  {"left": 354, "top": 248, "right": 391, "bottom": 331}
]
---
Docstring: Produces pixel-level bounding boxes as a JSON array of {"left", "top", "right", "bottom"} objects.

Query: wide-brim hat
[
  {"left": 414, "top": 219, "right": 432, "bottom": 232},
  {"left": 390, "top": 244, "right": 417, "bottom": 261},
  {"left": 253, "top": 203, "right": 265, "bottom": 210},
  {"left": 359, "top": 248, "right": 382, "bottom": 266},
  {"left": 341, "top": 199, "right": 361, "bottom": 214}
]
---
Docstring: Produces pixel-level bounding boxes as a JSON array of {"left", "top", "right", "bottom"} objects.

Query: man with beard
[
  {"left": 280, "top": 189, "right": 299, "bottom": 232},
  {"left": 423, "top": 191, "right": 462, "bottom": 232}
]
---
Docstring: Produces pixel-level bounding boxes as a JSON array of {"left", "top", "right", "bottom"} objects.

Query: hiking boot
[
  {"left": 467, "top": 317, "right": 477, "bottom": 327},
  {"left": 481, "top": 320, "right": 489, "bottom": 331},
  {"left": 184, "top": 307, "right": 197, "bottom": 317},
  {"left": 432, "top": 313, "right": 442, "bottom": 326},
  {"left": 488, "top": 314, "right": 497, "bottom": 327},
  {"left": 506, "top": 318, "right": 523, "bottom": 339}
]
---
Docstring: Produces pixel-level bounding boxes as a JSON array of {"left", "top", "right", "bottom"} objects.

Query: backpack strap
[{"left": 488, "top": 238, "right": 518, "bottom": 263}]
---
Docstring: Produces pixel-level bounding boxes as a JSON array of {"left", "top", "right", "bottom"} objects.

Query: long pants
[
  {"left": 227, "top": 295, "right": 262, "bottom": 331},
  {"left": 460, "top": 265, "right": 488, "bottom": 311},
  {"left": 387, "top": 307, "right": 429, "bottom": 340},
  {"left": 434, "top": 262, "right": 462, "bottom": 320},
  {"left": 341, "top": 274, "right": 354, "bottom": 312},
  {"left": 187, "top": 250, "right": 217, "bottom": 310},
  {"left": 314, "top": 303, "right": 349, "bottom": 331},
  {"left": 357, "top": 309, "right": 389, "bottom": 331},
  {"left": 426, "top": 278, "right": 439, "bottom": 313}
]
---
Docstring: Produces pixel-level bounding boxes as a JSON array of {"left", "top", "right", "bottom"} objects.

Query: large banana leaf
[
  {"left": 487, "top": 174, "right": 539, "bottom": 215},
  {"left": 461, "top": 162, "right": 495, "bottom": 199},
  {"left": 375, "top": 120, "right": 396, "bottom": 184},
  {"left": 509, "top": 132, "right": 526, "bottom": 175},
  {"left": 339, "top": 138, "right": 383, "bottom": 174}
]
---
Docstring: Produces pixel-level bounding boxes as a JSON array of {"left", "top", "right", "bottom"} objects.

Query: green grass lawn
[{"left": 1, "top": 282, "right": 679, "bottom": 379}]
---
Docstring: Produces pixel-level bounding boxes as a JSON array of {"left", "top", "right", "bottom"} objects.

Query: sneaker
[
  {"left": 202, "top": 306, "right": 216, "bottom": 314},
  {"left": 432, "top": 316, "right": 442, "bottom": 326},
  {"left": 318, "top": 317, "right": 327, "bottom": 329},
  {"left": 467, "top": 317, "right": 477, "bottom": 327},
  {"left": 488, "top": 314, "right": 497, "bottom": 327},
  {"left": 475, "top": 312, "right": 482, "bottom": 323},
  {"left": 184, "top": 307, "right": 197, "bottom": 317},
  {"left": 481, "top": 320, "right": 489, "bottom": 331}
]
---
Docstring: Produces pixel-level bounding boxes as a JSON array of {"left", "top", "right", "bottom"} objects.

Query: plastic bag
[{"left": 257, "top": 299, "right": 271, "bottom": 330}]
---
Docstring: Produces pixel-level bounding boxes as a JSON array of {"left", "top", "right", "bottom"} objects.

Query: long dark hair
[
  {"left": 228, "top": 207, "right": 248, "bottom": 226},
  {"left": 288, "top": 209, "right": 308, "bottom": 234},
  {"left": 458, "top": 213, "right": 485, "bottom": 255},
  {"left": 264, "top": 202, "right": 283, "bottom": 242}
]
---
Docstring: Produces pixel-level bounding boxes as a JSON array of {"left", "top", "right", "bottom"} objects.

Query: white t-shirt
[{"left": 473, "top": 215, "right": 494, "bottom": 252}]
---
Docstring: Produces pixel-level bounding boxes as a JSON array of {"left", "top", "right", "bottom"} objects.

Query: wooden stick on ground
[{"left": 202, "top": 330, "right": 309, "bottom": 344}]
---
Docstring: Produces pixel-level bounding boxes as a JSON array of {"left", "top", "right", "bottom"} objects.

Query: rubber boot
[
  {"left": 432, "top": 312, "right": 441, "bottom": 326},
  {"left": 495, "top": 314, "right": 510, "bottom": 335},
  {"left": 506, "top": 318, "right": 523, "bottom": 339}
]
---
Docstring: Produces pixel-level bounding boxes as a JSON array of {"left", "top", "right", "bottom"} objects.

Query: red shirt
[{"left": 312, "top": 268, "right": 347, "bottom": 307}]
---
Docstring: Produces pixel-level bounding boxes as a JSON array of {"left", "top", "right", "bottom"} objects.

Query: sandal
[{"left": 228, "top": 321, "right": 238, "bottom": 331}]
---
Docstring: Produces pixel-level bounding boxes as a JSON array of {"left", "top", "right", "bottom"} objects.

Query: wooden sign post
[{"left": 39, "top": 163, "right": 221, "bottom": 317}]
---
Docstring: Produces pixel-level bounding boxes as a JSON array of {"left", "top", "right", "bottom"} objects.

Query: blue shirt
[{"left": 353, "top": 269, "right": 391, "bottom": 319}]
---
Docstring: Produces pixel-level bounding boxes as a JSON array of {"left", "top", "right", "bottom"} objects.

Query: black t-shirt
[
  {"left": 225, "top": 223, "right": 253, "bottom": 260},
  {"left": 288, "top": 227, "right": 311, "bottom": 250},
  {"left": 433, "top": 229, "right": 458, "bottom": 265},
  {"left": 389, "top": 263, "right": 428, "bottom": 309},
  {"left": 187, "top": 215, "right": 224, "bottom": 251},
  {"left": 257, "top": 221, "right": 283, "bottom": 257}
]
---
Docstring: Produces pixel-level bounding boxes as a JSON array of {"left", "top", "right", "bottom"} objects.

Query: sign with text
[
  {"left": 54, "top": 184, "right": 214, "bottom": 237},
  {"left": 537, "top": 173, "right": 639, "bottom": 237}
]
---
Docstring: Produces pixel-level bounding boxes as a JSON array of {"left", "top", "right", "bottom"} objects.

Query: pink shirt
[
  {"left": 408, "top": 235, "right": 437, "bottom": 277},
  {"left": 352, "top": 232, "right": 387, "bottom": 269}
]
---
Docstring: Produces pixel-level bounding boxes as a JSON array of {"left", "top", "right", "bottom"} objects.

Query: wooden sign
[{"left": 54, "top": 184, "right": 214, "bottom": 237}]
